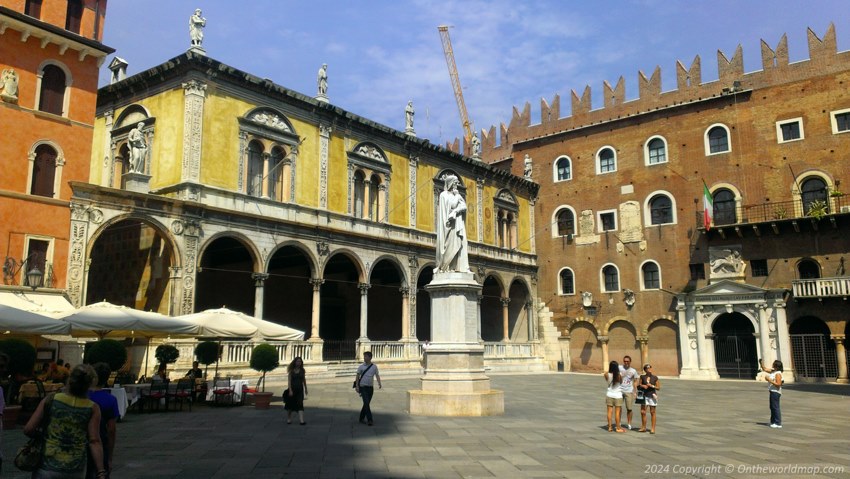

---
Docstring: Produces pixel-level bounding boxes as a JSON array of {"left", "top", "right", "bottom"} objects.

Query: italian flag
[{"left": 703, "top": 182, "right": 713, "bottom": 230}]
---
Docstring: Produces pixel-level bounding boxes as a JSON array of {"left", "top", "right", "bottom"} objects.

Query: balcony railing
[
  {"left": 792, "top": 277, "right": 850, "bottom": 299},
  {"left": 698, "top": 194, "right": 849, "bottom": 229}
]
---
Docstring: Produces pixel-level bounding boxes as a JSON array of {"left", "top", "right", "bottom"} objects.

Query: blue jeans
[
  {"left": 359, "top": 386, "right": 374, "bottom": 423},
  {"left": 769, "top": 391, "right": 781, "bottom": 426}
]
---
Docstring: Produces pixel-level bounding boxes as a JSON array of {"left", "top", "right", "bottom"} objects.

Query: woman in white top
[
  {"left": 760, "top": 359, "right": 783, "bottom": 428},
  {"left": 603, "top": 361, "right": 625, "bottom": 433}
]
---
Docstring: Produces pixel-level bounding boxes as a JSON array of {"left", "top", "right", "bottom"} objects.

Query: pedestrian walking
[
  {"left": 283, "top": 357, "right": 307, "bottom": 425},
  {"left": 87, "top": 363, "right": 119, "bottom": 479},
  {"left": 759, "top": 359, "right": 783, "bottom": 428},
  {"left": 619, "top": 355, "right": 639, "bottom": 430},
  {"left": 638, "top": 363, "right": 660, "bottom": 434},
  {"left": 354, "top": 352, "right": 382, "bottom": 426},
  {"left": 603, "top": 361, "right": 625, "bottom": 433}
]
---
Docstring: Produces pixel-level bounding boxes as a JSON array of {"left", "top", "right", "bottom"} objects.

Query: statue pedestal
[
  {"left": 188, "top": 46, "right": 206, "bottom": 56},
  {"left": 315, "top": 94, "right": 328, "bottom": 103},
  {"left": 408, "top": 271, "right": 504, "bottom": 416},
  {"left": 405, "top": 127, "right": 416, "bottom": 137},
  {"left": 122, "top": 172, "right": 151, "bottom": 194}
]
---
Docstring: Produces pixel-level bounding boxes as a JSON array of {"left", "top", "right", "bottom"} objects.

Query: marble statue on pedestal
[
  {"left": 189, "top": 9, "right": 206, "bottom": 48},
  {"left": 405, "top": 100, "right": 415, "bottom": 135},
  {"left": 470, "top": 133, "right": 481, "bottom": 158},
  {"left": 317, "top": 64, "right": 328, "bottom": 97},
  {"left": 436, "top": 174, "right": 470, "bottom": 274}
]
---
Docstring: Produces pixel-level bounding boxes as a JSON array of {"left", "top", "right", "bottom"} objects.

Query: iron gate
[
  {"left": 713, "top": 333, "right": 757, "bottom": 379},
  {"left": 790, "top": 333, "right": 837, "bottom": 381},
  {"left": 322, "top": 340, "right": 357, "bottom": 361}
]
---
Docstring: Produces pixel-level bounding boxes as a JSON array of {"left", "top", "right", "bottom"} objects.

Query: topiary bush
[
  {"left": 0, "top": 338, "right": 37, "bottom": 379},
  {"left": 84, "top": 339, "right": 128, "bottom": 371},
  {"left": 249, "top": 343, "right": 279, "bottom": 392},
  {"left": 154, "top": 343, "right": 180, "bottom": 371},
  {"left": 194, "top": 340, "right": 219, "bottom": 378}
]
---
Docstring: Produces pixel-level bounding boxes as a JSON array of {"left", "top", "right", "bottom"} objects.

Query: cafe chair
[
  {"left": 169, "top": 378, "right": 194, "bottom": 411},
  {"left": 141, "top": 379, "right": 169, "bottom": 412},
  {"left": 212, "top": 377, "right": 235, "bottom": 406}
]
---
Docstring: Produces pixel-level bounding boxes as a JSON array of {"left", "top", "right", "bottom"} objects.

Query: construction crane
[{"left": 438, "top": 25, "right": 474, "bottom": 142}]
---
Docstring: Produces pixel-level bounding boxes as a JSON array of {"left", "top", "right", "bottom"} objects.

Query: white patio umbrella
[
  {"left": 0, "top": 304, "right": 71, "bottom": 335},
  {"left": 177, "top": 308, "right": 261, "bottom": 379},
  {"left": 55, "top": 301, "right": 200, "bottom": 377}
]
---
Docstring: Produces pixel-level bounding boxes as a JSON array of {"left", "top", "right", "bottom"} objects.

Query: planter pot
[
  {"left": 3, "top": 405, "right": 22, "bottom": 429},
  {"left": 253, "top": 391, "right": 273, "bottom": 410}
]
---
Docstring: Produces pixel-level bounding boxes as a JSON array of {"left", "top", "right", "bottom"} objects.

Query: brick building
[
  {"left": 478, "top": 25, "right": 850, "bottom": 382},
  {"left": 0, "top": 1, "right": 112, "bottom": 315}
]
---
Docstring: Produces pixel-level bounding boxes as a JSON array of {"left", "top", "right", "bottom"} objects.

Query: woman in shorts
[
  {"left": 603, "top": 361, "right": 625, "bottom": 433},
  {"left": 638, "top": 363, "right": 661, "bottom": 434}
]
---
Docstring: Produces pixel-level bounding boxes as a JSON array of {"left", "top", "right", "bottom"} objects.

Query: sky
[{"left": 99, "top": 1, "right": 850, "bottom": 148}]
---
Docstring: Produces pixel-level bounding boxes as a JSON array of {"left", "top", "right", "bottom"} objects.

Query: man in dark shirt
[{"left": 186, "top": 361, "right": 204, "bottom": 379}]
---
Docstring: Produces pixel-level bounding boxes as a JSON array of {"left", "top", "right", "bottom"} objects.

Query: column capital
[
  {"left": 399, "top": 286, "right": 410, "bottom": 296},
  {"left": 358, "top": 282, "right": 371, "bottom": 293},
  {"left": 637, "top": 336, "right": 649, "bottom": 344},
  {"left": 310, "top": 278, "right": 325, "bottom": 290},
  {"left": 252, "top": 272, "right": 269, "bottom": 286},
  {"left": 831, "top": 334, "right": 846, "bottom": 342},
  {"left": 500, "top": 297, "right": 511, "bottom": 306},
  {"left": 598, "top": 335, "right": 609, "bottom": 344}
]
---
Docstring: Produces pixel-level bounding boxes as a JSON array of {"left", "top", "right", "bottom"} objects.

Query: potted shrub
[
  {"left": 0, "top": 338, "right": 37, "bottom": 428},
  {"left": 84, "top": 339, "right": 128, "bottom": 372},
  {"left": 154, "top": 343, "right": 180, "bottom": 377},
  {"left": 249, "top": 343, "right": 279, "bottom": 410}
]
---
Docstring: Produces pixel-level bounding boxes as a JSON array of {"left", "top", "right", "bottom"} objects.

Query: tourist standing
[
  {"left": 87, "top": 363, "right": 119, "bottom": 479},
  {"left": 760, "top": 359, "right": 783, "bottom": 428},
  {"left": 619, "top": 355, "right": 639, "bottom": 430},
  {"left": 284, "top": 357, "right": 308, "bottom": 425},
  {"left": 24, "top": 364, "right": 106, "bottom": 479},
  {"left": 638, "top": 364, "right": 661, "bottom": 434},
  {"left": 603, "top": 361, "right": 625, "bottom": 433},
  {"left": 354, "top": 352, "right": 382, "bottom": 426}
]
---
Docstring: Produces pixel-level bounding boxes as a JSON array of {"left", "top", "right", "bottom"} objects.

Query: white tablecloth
[
  {"left": 105, "top": 387, "right": 128, "bottom": 418},
  {"left": 206, "top": 379, "right": 251, "bottom": 402}
]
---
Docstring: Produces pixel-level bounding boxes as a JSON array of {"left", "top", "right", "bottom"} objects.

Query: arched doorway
[
  {"left": 607, "top": 320, "right": 639, "bottom": 368},
  {"left": 415, "top": 267, "right": 433, "bottom": 341},
  {"left": 712, "top": 313, "right": 757, "bottom": 379},
  {"left": 789, "top": 316, "right": 837, "bottom": 382},
  {"left": 320, "top": 254, "right": 361, "bottom": 360},
  {"left": 86, "top": 219, "right": 173, "bottom": 314},
  {"left": 265, "top": 245, "right": 313, "bottom": 338},
  {"left": 368, "top": 259, "right": 403, "bottom": 341},
  {"left": 507, "top": 280, "right": 530, "bottom": 341},
  {"left": 569, "top": 322, "right": 601, "bottom": 372},
  {"left": 195, "top": 237, "right": 255, "bottom": 315},
  {"left": 480, "top": 276, "right": 502, "bottom": 341},
  {"left": 647, "top": 319, "right": 681, "bottom": 376}
]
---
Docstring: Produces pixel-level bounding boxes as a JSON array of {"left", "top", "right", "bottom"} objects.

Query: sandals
[
  {"left": 615, "top": 428, "right": 626, "bottom": 433},
  {"left": 607, "top": 427, "right": 614, "bottom": 432},
  {"left": 638, "top": 428, "right": 647, "bottom": 433},
  {"left": 649, "top": 430, "right": 656, "bottom": 434}
]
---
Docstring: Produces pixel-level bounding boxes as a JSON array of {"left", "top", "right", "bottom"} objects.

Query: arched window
[
  {"left": 707, "top": 125, "right": 730, "bottom": 154},
  {"left": 713, "top": 189, "right": 737, "bottom": 225},
  {"left": 559, "top": 268, "right": 575, "bottom": 295},
  {"left": 649, "top": 194, "right": 673, "bottom": 225},
  {"left": 597, "top": 147, "right": 616, "bottom": 174},
  {"left": 801, "top": 177, "right": 828, "bottom": 215},
  {"left": 797, "top": 259, "right": 820, "bottom": 279},
  {"left": 642, "top": 262, "right": 660, "bottom": 290},
  {"left": 556, "top": 208, "right": 575, "bottom": 236},
  {"left": 39, "top": 65, "right": 66, "bottom": 115},
  {"left": 602, "top": 265, "right": 620, "bottom": 292},
  {"left": 30, "top": 144, "right": 57, "bottom": 197},
  {"left": 555, "top": 156, "right": 571, "bottom": 181},
  {"left": 646, "top": 137, "right": 666, "bottom": 164},
  {"left": 65, "top": 0, "right": 83, "bottom": 33},
  {"left": 25, "top": 0, "right": 42, "bottom": 18},
  {"left": 268, "top": 146, "right": 285, "bottom": 201},
  {"left": 369, "top": 174, "right": 381, "bottom": 221},
  {"left": 246, "top": 141, "right": 264, "bottom": 197},
  {"left": 353, "top": 170, "right": 366, "bottom": 218}
]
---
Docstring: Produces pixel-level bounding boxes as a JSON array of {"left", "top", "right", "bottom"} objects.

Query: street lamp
[
  {"left": 3, "top": 255, "right": 45, "bottom": 290},
  {"left": 26, "top": 266, "right": 44, "bottom": 290}
]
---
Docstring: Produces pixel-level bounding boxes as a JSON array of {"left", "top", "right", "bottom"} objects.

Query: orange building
[{"left": 0, "top": 0, "right": 111, "bottom": 306}]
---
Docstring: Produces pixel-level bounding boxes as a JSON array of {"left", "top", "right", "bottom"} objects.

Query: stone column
[
  {"left": 773, "top": 301, "right": 795, "bottom": 382},
  {"left": 319, "top": 124, "right": 331, "bottom": 209},
  {"left": 525, "top": 300, "right": 534, "bottom": 342},
  {"left": 400, "top": 287, "right": 411, "bottom": 340},
  {"left": 309, "top": 278, "right": 324, "bottom": 340},
  {"left": 599, "top": 335, "right": 609, "bottom": 367},
  {"left": 181, "top": 80, "right": 206, "bottom": 183},
  {"left": 676, "top": 302, "right": 695, "bottom": 377},
  {"left": 756, "top": 303, "right": 772, "bottom": 361},
  {"left": 476, "top": 293, "right": 483, "bottom": 342},
  {"left": 67, "top": 203, "right": 91, "bottom": 308},
  {"left": 252, "top": 273, "right": 268, "bottom": 319},
  {"left": 638, "top": 336, "right": 649, "bottom": 366},
  {"left": 694, "top": 306, "right": 709, "bottom": 375},
  {"left": 358, "top": 283, "right": 370, "bottom": 341},
  {"left": 261, "top": 152, "right": 271, "bottom": 199},
  {"left": 833, "top": 335, "right": 848, "bottom": 384},
  {"left": 364, "top": 181, "right": 372, "bottom": 220},
  {"left": 501, "top": 297, "right": 510, "bottom": 342}
]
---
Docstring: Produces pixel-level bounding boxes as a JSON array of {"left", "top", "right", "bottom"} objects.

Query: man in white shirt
[
  {"left": 354, "top": 352, "right": 382, "bottom": 426},
  {"left": 619, "top": 355, "right": 639, "bottom": 430}
]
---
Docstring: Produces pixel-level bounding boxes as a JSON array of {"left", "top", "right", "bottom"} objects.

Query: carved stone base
[
  {"left": 405, "top": 127, "right": 416, "bottom": 137},
  {"left": 188, "top": 46, "right": 206, "bottom": 56},
  {"left": 409, "top": 389, "right": 504, "bottom": 416},
  {"left": 122, "top": 172, "right": 151, "bottom": 193},
  {"left": 315, "top": 94, "right": 328, "bottom": 103}
]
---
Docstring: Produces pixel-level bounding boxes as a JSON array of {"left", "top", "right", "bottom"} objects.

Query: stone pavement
[{"left": 2, "top": 373, "right": 849, "bottom": 478}]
